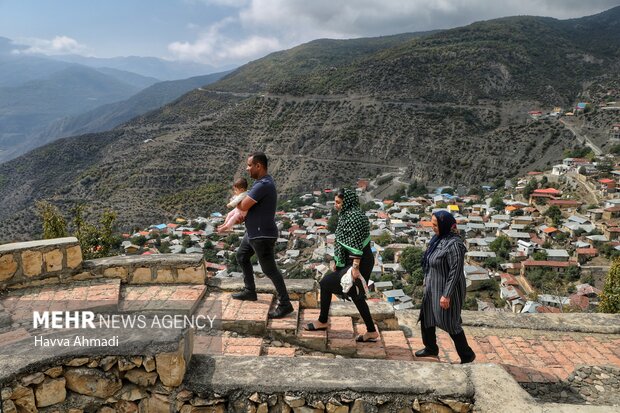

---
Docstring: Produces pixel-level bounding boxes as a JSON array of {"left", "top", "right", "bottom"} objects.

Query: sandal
[
  {"left": 355, "top": 334, "right": 378, "bottom": 343},
  {"left": 304, "top": 322, "right": 327, "bottom": 331}
]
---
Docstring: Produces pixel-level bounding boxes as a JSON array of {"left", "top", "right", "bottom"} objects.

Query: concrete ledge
[
  {"left": 0, "top": 237, "right": 79, "bottom": 253},
  {"left": 0, "top": 237, "right": 83, "bottom": 289},
  {"left": 83, "top": 254, "right": 206, "bottom": 284},
  {"left": 397, "top": 309, "right": 620, "bottom": 335},
  {"left": 84, "top": 254, "right": 204, "bottom": 267},
  {"left": 468, "top": 363, "right": 538, "bottom": 413},
  {"left": 185, "top": 355, "right": 473, "bottom": 397},
  {"left": 208, "top": 277, "right": 318, "bottom": 308},
  {"left": 329, "top": 301, "right": 399, "bottom": 330},
  {"left": 0, "top": 325, "right": 192, "bottom": 385},
  {"left": 208, "top": 277, "right": 316, "bottom": 294}
]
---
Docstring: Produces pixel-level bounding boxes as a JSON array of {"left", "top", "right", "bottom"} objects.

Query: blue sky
[{"left": 1, "top": 0, "right": 618, "bottom": 68}]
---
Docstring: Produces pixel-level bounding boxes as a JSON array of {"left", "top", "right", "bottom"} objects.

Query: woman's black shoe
[
  {"left": 414, "top": 348, "right": 439, "bottom": 358},
  {"left": 460, "top": 353, "right": 476, "bottom": 364},
  {"left": 232, "top": 289, "right": 257, "bottom": 301}
]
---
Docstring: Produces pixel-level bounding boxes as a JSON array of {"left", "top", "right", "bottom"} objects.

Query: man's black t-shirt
[{"left": 245, "top": 175, "right": 278, "bottom": 239}]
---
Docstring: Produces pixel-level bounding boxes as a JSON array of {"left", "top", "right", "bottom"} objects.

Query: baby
[{"left": 217, "top": 178, "right": 248, "bottom": 233}]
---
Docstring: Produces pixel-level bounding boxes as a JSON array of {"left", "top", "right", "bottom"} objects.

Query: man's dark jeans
[{"left": 237, "top": 234, "right": 291, "bottom": 306}]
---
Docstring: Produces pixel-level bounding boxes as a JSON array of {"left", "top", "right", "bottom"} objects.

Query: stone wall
[
  {"left": 82, "top": 254, "right": 207, "bottom": 285},
  {"left": 1, "top": 339, "right": 191, "bottom": 413},
  {"left": 0, "top": 238, "right": 82, "bottom": 289},
  {"left": 1, "top": 354, "right": 475, "bottom": 413},
  {"left": 0, "top": 238, "right": 207, "bottom": 289}
]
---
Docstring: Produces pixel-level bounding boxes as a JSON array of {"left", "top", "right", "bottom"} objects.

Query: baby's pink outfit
[{"left": 220, "top": 192, "right": 247, "bottom": 231}]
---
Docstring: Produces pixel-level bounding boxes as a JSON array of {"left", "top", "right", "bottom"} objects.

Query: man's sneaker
[
  {"left": 414, "top": 348, "right": 439, "bottom": 358},
  {"left": 232, "top": 289, "right": 257, "bottom": 301},
  {"left": 268, "top": 303, "right": 294, "bottom": 319}
]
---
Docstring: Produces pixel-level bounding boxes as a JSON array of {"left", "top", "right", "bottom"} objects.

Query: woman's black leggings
[{"left": 318, "top": 244, "right": 376, "bottom": 333}]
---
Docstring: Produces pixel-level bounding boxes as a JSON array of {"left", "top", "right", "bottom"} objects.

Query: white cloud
[
  {"left": 238, "top": 0, "right": 619, "bottom": 38},
  {"left": 186, "top": 0, "right": 249, "bottom": 7},
  {"left": 169, "top": 0, "right": 618, "bottom": 66},
  {"left": 168, "top": 17, "right": 281, "bottom": 65},
  {"left": 13, "top": 35, "right": 88, "bottom": 55}
]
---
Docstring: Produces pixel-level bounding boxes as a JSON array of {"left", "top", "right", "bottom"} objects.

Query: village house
[
  {"left": 544, "top": 249, "right": 570, "bottom": 261},
  {"left": 500, "top": 285, "right": 526, "bottom": 313},
  {"left": 520, "top": 260, "right": 578, "bottom": 276},
  {"left": 602, "top": 206, "right": 620, "bottom": 220},
  {"left": 547, "top": 199, "right": 582, "bottom": 211},
  {"left": 464, "top": 265, "right": 491, "bottom": 291},
  {"left": 538, "top": 294, "right": 570, "bottom": 309},
  {"left": 466, "top": 251, "right": 496, "bottom": 264},
  {"left": 501, "top": 229, "right": 532, "bottom": 244},
  {"left": 575, "top": 247, "right": 598, "bottom": 264}
]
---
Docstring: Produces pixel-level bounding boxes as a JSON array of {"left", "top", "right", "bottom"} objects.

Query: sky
[{"left": 0, "top": 0, "right": 618, "bottom": 68}]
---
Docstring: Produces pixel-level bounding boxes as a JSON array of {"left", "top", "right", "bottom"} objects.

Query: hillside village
[{"left": 115, "top": 133, "right": 620, "bottom": 316}]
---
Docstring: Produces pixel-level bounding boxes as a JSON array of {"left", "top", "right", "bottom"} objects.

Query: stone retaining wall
[
  {"left": 0, "top": 238, "right": 82, "bottom": 289},
  {"left": 1, "top": 338, "right": 191, "bottom": 413},
  {"left": 522, "top": 366, "right": 620, "bottom": 406},
  {"left": 0, "top": 238, "right": 207, "bottom": 289}
]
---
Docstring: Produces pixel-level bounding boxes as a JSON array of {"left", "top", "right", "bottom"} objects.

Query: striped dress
[{"left": 420, "top": 235, "right": 467, "bottom": 335}]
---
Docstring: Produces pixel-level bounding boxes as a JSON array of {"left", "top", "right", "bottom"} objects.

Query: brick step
[
  {"left": 326, "top": 316, "right": 356, "bottom": 356},
  {"left": 194, "top": 334, "right": 262, "bottom": 356},
  {"left": 267, "top": 301, "right": 300, "bottom": 338},
  {"left": 381, "top": 330, "right": 414, "bottom": 361},
  {"left": 354, "top": 322, "right": 387, "bottom": 359},
  {"left": 328, "top": 300, "right": 399, "bottom": 330},
  {"left": 119, "top": 284, "right": 206, "bottom": 315},
  {"left": 297, "top": 309, "right": 327, "bottom": 351},
  {"left": 196, "top": 292, "right": 273, "bottom": 336},
  {"left": 207, "top": 277, "right": 318, "bottom": 308},
  {"left": 0, "top": 279, "right": 122, "bottom": 326}
]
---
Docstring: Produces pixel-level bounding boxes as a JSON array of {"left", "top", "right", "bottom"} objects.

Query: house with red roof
[
  {"left": 547, "top": 199, "right": 582, "bottom": 210},
  {"left": 575, "top": 247, "right": 598, "bottom": 264}
]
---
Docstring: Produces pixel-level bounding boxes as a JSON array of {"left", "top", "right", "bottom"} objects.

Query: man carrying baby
[{"left": 231, "top": 152, "right": 293, "bottom": 319}]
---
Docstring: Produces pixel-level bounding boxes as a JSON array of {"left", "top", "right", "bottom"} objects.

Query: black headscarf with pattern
[
  {"left": 422, "top": 210, "right": 458, "bottom": 273},
  {"left": 334, "top": 188, "right": 371, "bottom": 268}
]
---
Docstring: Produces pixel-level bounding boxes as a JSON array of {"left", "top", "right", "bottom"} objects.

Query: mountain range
[
  {"left": 0, "top": 36, "right": 228, "bottom": 163},
  {"left": 0, "top": 7, "right": 619, "bottom": 241}
]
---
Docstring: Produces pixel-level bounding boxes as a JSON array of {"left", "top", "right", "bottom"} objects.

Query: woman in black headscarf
[
  {"left": 304, "top": 189, "right": 378, "bottom": 342},
  {"left": 415, "top": 210, "right": 476, "bottom": 363}
]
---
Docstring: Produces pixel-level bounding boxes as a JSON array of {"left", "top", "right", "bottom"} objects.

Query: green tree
[
  {"left": 132, "top": 235, "right": 147, "bottom": 247},
  {"left": 382, "top": 249, "right": 395, "bottom": 262},
  {"left": 544, "top": 206, "right": 563, "bottom": 227},
  {"left": 523, "top": 179, "right": 538, "bottom": 199},
  {"left": 36, "top": 201, "right": 68, "bottom": 239},
  {"left": 489, "top": 235, "right": 511, "bottom": 260},
  {"left": 182, "top": 236, "right": 193, "bottom": 248},
  {"left": 483, "top": 257, "right": 501, "bottom": 269},
  {"left": 375, "top": 231, "right": 392, "bottom": 247},
  {"left": 599, "top": 257, "right": 620, "bottom": 313},
  {"left": 532, "top": 250, "right": 548, "bottom": 261},
  {"left": 360, "top": 201, "right": 377, "bottom": 212},
  {"left": 408, "top": 181, "right": 428, "bottom": 197},
  {"left": 327, "top": 211, "right": 339, "bottom": 233},
  {"left": 490, "top": 190, "right": 506, "bottom": 210},
  {"left": 98, "top": 210, "right": 118, "bottom": 256},
  {"left": 400, "top": 247, "right": 424, "bottom": 274}
]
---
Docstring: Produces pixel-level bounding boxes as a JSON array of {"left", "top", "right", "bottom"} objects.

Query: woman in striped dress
[{"left": 415, "top": 210, "right": 476, "bottom": 363}]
